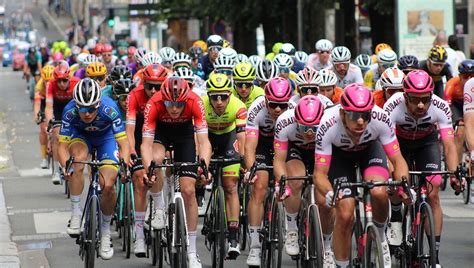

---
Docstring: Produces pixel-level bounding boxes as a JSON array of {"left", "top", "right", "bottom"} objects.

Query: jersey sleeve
[
  {"left": 364, "top": 70, "right": 374, "bottom": 89},
  {"left": 104, "top": 99, "right": 127, "bottom": 141},
  {"left": 126, "top": 92, "right": 137, "bottom": 125},
  {"left": 273, "top": 114, "right": 290, "bottom": 151},
  {"left": 435, "top": 98, "right": 454, "bottom": 140},
  {"left": 58, "top": 101, "right": 76, "bottom": 143},
  {"left": 142, "top": 101, "right": 158, "bottom": 138},
  {"left": 372, "top": 108, "right": 401, "bottom": 157},
  {"left": 314, "top": 114, "right": 335, "bottom": 167},
  {"left": 192, "top": 97, "right": 208, "bottom": 134},
  {"left": 444, "top": 78, "right": 456, "bottom": 104},
  {"left": 46, "top": 81, "right": 54, "bottom": 104},
  {"left": 245, "top": 97, "right": 264, "bottom": 137},
  {"left": 233, "top": 98, "right": 247, "bottom": 132}
]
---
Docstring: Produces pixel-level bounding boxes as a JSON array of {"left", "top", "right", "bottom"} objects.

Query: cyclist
[
  {"left": 295, "top": 51, "right": 309, "bottom": 65},
  {"left": 398, "top": 55, "right": 420, "bottom": 75},
  {"left": 383, "top": 70, "right": 458, "bottom": 266},
  {"left": 244, "top": 77, "right": 293, "bottom": 266},
  {"left": 273, "top": 95, "right": 326, "bottom": 258},
  {"left": 213, "top": 55, "right": 236, "bottom": 77},
  {"left": 134, "top": 52, "right": 163, "bottom": 85},
  {"left": 128, "top": 47, "right": 147, "bottom": 76},
  {"left": 112, "top": 78, "right": 134, "bottom": 120},
  {"left": 86, "top": 61, "right": 112, "bottom": 97},
  {"left": 279, "top": 43, "right": 305, "bottom": 73},
  {"left": 173, "top": 66, "right": 206, "bottom": 97},
  {"left": 232, "top": 62, "right": 264, "bottom": 108},
  {"left": 200, "top": 35, "right": 224, "bottom": 79},
  {"left": 125, "top": 63, "right": 168, "bottom": 257},
  {"left": 248, "top": 55, "right": 262, "bottom": 69},
  {"left": 354, "top": 54, "right": 372, "bottom": 76},
  {"left": 371, "top": 43, "right": 392, "bottom": 64},
  {"left": 159, "top": 46, "right": 176, "bottom": 71},
  {"left": 463, "top": 76, "right": 474, "bottom": 202},
  {"left": 316, "top": 69, "right": 344, "bottom": 104},
  {"left": 45, "top": 63, "right": 81, "bottom": 184},
  {"left": 24, "top": 47, "right": 43, "bottom": 92},
  {"left": 108, "top": 65, "right": 133, "bottom": 87},
  {"left": 291, "top": 67, "right": 333, "bottom": 106},
  {"left": 58, "top": 78, "right": 130, "bottom": 260},
  {"left": 373, "top": 67, "right": 405, "bottom": 107},
  {"left": 330, "top": 46, "right": 364, "bottom": 88},
  {"left": 101, "top": 44, "right": 116, "bottom": 73},
  {"left": 364, "top": 49, "right": 398, "bottom": 90},
  {"left": 74, "top": 54, "right": 98, "bottom": 79},
  {"left": 314, "top": 84, "right": 409, "bottom": 268},
  {"left": 189, "top": 45, "right": 205, "bottom": 79},
  {"left": 141, "top": 77, "right": 212, "bottom": 267},
  {"left": 94, "top": 43, "right": 104, "bottom": 57},
  {"left": 273, "top": 53, "right": 297, "bottom": 83},
  {"left": 202, "top": 73, "right": 247, "bottom": 259},
  {"left": 34, "top": 65, "right": 55, "bottom": 168},
  {"left": 307, "top": 39, "right": 333, "bottom": 71},
  {"left": 420, "top": 45, "right": 453, "bottom": 98},
  {"left": 255, "top": 59, "right": 278, "bottom": 89}
]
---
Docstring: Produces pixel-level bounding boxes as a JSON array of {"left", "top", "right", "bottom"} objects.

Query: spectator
[
  {"left": 448, "top": 34, "right": 466, "bottom": 64},
  {"left": 433, "top": 31, "right": 460, "bottom": 76}
]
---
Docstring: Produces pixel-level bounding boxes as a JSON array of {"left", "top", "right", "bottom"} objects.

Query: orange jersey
[
  {"left": 331, "top": 87, "right": 344, "bottom": 104},
  {"left": 444, "top": 76, "right": 463, "bottom": 104},
  {"left": 133, "top": 69, "right": 144, "bottom": 85},
  {"left": 373, "top": 90, "right": 385, "bottom": 108}
]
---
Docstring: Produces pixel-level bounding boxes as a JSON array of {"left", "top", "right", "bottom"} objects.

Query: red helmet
[
  {"left": 53, "top": 64, "right": 70, "bottom": 79},
  {"left": 128, "top": 46, "right": 136, "bottom": 56},
  {"left": 103, "top": 44, "right": 113, "bottom": 53},
  {"left": 94, "top": 43, "right": 104, "bottom": 55},
  {"left": 161, "top": 77, "right": 190, "bottom": 102},
  {"left": 143, "top": 63, "right": 168, "bottom": 82}
]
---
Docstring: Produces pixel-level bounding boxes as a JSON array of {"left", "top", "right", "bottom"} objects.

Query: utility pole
[{"left": 297, "top": 0, "right": 303, "bottom": 50}]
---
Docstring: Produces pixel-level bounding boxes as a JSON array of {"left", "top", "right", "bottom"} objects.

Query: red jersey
[
  {"left": 142, "top": 91, "right": 208, "bottom": 138},
  {"left": 444, "top": 76, "right": 463, "bottom": 104},
  {"left": 46, "top": 77, "right": 80, "bottom": 104},
  {"left": 373, "top": 90, "right": 386, "bottom": 108},
  {"left": 126, "top": 84, "right": 150, "bottom": 124}
]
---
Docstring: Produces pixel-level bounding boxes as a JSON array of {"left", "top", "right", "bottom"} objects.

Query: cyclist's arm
[
  {"left": 438, "top": 103, "right": 458, "bottom": 171},
  {"left": 387, "top": 151, "right": 408, "bottom": 181},
  {"left": 465, "top": 113, "right": 474, "bottom": 155},
  {"left": 58, "top": 140, "right": 70, "bottom": 167},
  {"left": 273, "top": 148, "right": 287, "bottom": 183},
  {"left": 235, "top": 102, "right": 247, "bottom": 156},
  {"left": 125, "top": 94, "right": 137, "bottom": 155},
  {"left": 244, "top": 133, "right": 258, "bottom": 170},
  {"left": 196, "top": 133, "right": 212, "bottom": 166},
  {"left": 141, "top": 102, "right": 157, "bottom": 171},
  {"left": 45, "top": 82, "right": 53, "bottom": 122},
  {"left": 33, "top": 81, "right": 44, "bottom": 118},
  {"left": 117, "top": 137, "right": 130, "bottom": 165},
  {"left": 442, "top": 137, "right": 458, "bottom": 172},
  {"left": 313, "top": 164, "right": 332, "bottom": 198}
]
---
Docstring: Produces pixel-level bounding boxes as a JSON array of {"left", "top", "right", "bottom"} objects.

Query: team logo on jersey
[
  {"left": 464, "top": 93, "right": 472, "bottom": 104},
  {"left": 448, "top": 130, "right": 454, "bottom": 135},
  {"left": 392, "top": 144, "right": 399, "bottom": 150}
]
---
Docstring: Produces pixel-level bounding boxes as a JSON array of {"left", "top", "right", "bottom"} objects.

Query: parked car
[{"left": 12, "top": 48, "right": 26, "bottom": 71}]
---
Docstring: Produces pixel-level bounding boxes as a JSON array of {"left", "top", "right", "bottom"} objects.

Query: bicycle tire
[
  {"left": 363, "top": 224, "right": 384, "bottom": 268},
  {"left": 239, "top": 183, "right": 250, "bottom": 251},
  {"left": 85, "top": 196, "right": 98, "bottom": 268},
  {"left": 66, "top": 181, "right": 70, "bottom": 198},
  {"left": 307, "top": 205, "right": 324, "bottom": 268},
  {"left": 417, "top": 203, "right": 436, "bottom": 268},
  {"left": 462, "top": 177, "right": 471, "bottom": 204},
  {"left": 153, "top": 229, "right": 163, "bottom": 268},
  {"left": 268, "top": 200, "right": 284, "bottom": 268},
  {"left": 123, "top": 183, "right": 132, "bottom": 258},
  {"left": 261, "top": 194, "right": 271, "bottom": 267},
  {"left": 173, "top": 198, "right": 188, "bottom": 268},
  {"left": 211, "top": 186, "right": 226, "bottom": 268}
]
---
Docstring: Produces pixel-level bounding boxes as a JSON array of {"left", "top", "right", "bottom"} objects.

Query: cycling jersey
[
  {"left": 330, "top": 87, "right": 344, "bottom": 104},
  {"left": 74, "top": 67, "right": 86, "bottom": 79},
  {"left": 102, "top": 85, "right": 113, "bottom": 98},
  {"left": 363, "top": 64, "right": 381, "bottom": 90},
  {"left": 383, "top": 92, "right": 454, "bottom": 141},
  {"left": 69, "top": 63, "right": 80, "bottom": 78},
  {"left": 444, "top": 76, "right": 463, "bottom": 104},
  {"left": 199, "top": 54, "right": 215, "bottom": 79},
  {"left": 126, "top": 84, "right": 150, "bottom": 125},
  {"left": 127, "top": 62, "right": 138, "bottom": 76},
  {"left": 306, "top": 54, "right": 332, "bottom": 71},
  {"left": 133, "top": 68, "right": 144, "bottom": 85},
  {"left": 232, "top": 85, "right": 265, "bottom": 109},
  {"left": 202, "top": 94, "right": 247, "bottom": 135},
  {"left": 329, "top": 63, "right": 364, "bottom": 89},
  {"left": 463, "top": 78, "right": 474, "bottom": 114},
  {"left": 373, "top": 90, "right": 386, "bottom": 108},
  {"left": 46, "top": 77, "right": 81, "bottom": 104},
  {"left": 26, "top": 52, "right": 41, "bottom": 69},
  {"left": 142, "top": 91, "right": 208, "bottom": 138},
  {"left": 292, "top": 58, "right": 305, "bottom": 73},
  {"left": 34, "top": 79, "right": 47, "bottom": 111},
  {"left": 420, "top": 60, "right": 453, "bottom": 98},
  {"left": 289, "top": 94, "right": 333, "bottom": 107},
  {"left": 274, "top": 109, "right": 316, "bottom": 151}
]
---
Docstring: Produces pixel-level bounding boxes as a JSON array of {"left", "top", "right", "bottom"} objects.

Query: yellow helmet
[
  {"left": 41, "top": 65, "right": 55, "bottom": 81},
  {"left": 233, "top": 62, "right": 256, "bottom": 81},
  {"left": 223, "top": 39, "right": 232, "bottom": 48},
  {"left": 375, "top": 43, "right": 392, "bottom": 55},
  {"left": 428, "top": 45, "right": 447, "bottom": 63},
  {"left": 193, "top": 40, "right": 207, "bottom": 53},
  {"left": 86, "top": 62, "right": 107, "bottom": 77},
  {"left": 206, "top": 73, "right": 233, "bottom": 92}
]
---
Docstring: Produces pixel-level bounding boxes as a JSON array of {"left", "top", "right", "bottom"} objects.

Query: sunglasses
[
  {"left": 384, "top": 87, "right": 403, "bottom": 95},
  {"left": 279, "top": 67, "right": 290, "bottom": 73},
  {"left": 380, "top": 63, "right": 395, "bottom": 69},
  {"left": 318, "top": 50, "right": 330, "bottom": 54},
  {"left": 209, "top": 46, "right": 222, "bottom": 52},
  {"left": 300, "top": 86, "right": 319, "bottom": 95},
  {"left": 344, "top": 110, "right": 372, "bottom": 122},
  {"left": 406, "top": 94, "right": 432, "bottom": 105},
  {"left": 297, "top": 123, "right": 318, "bottom": 134},
  {"left": 216, "top": 69, "right": 233, "bottom": 75},
  {"left": 208, "top": 93, "right": 230, "bottom": 102},
  {"left": 77, "top": 105, "right": 98, "bottom": 113},
  {"left": 267, "top": 101, "right": 289, "bottom": 110},
  {"left": 235, "top": 81, "right": 253, "bottom": 88},
  {"left": 144, "top": 82, "right": 162, "bottom": 91},
  {"left": 163, "top": 100, "right": 185, "bottom": 108},
  {"left": 92, "top": 75, "right": 106, "bottom": 82},
  {"left": 57, "top": 78, "right": 69, "bottom": 84}
]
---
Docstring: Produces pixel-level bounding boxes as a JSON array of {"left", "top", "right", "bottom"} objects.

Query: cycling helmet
[
  {"left": 315, "top": 39, "right": 333, "bottom": 51},
  {"left": 280, "top": 43, "right": 296, "bottom": 56},
  {"left": 109, "top": 65, "right": 132, "bottom": 81},
  {"left": 273, "top": 53, "right": 294, "bottom": 69},
  {"left": 173, "top": 67, "right": 195, "bottom": 84},
  {"left": 236, "top": 53, "right": 249, "bottom": 64},
  {"left": 355, "top": 54, "right": 372, "bottom": 69},
  {"left": 94, "top": 43, "right": 104, "bottom": 55},
  {"left": 113, "top": 78, "right": 135, "bottom": 95},
  {"left": 223, "top": 39, "right": 232, "bottom": 48},
  {"left": 159, "top": 47, "right": 176, "bottom": 63},
  {"left": 317, "top": 69, "right": 338, "bottom": 87},
  {"left": 83, "top": 54, "right": 99, "bottom": 65},
  {"left": 214, "top": 55, "right": 235, "bottom": 70},
  {"left": 264, "top": 77, "right": 292, "bottom": 102},
  {"left": 219, "top": 48, "right": 238, "bottom": 62},
  {"left": 295, "top": 51, "right": 309, "bottom": 64},
  {"left": 295, "top": 67, "right": 319, "bottom": 86},
  {"left": 256, "top": 60, "right": 278, "bottom": 82},
  {"left": 193, "top": 40, "right": 208, "bottom": 52},
  {"left": 102, "top": 44, "right": 113, "bottom": 53},
  {"left": 248, "top": 55, "right": 262, "bottom": 68},
  {"left": 28, "top": 47, "right": 36, "bottom": 54},
  {"left": 428, "top": 45, "right": 447, "bottom": 63},
  {"left": 41, "top": 65, "right": 55, "bottom": 81},
  {"left": 331, "top": 46, "right": 351, "bottom": 63},
  {"left": 76, "top": 53, "right": 89, "bottom": 66},
  {"left": 398, "top": 55, "right": 420, "bottom": 70},
  {"left": 142, "top": 63, "right": 168, "bottom": 82},
  {"left": 207, "top": 73, "right": 233, "bottom": 92},
  {"left": 379, "top": 67, "right": 405, "bottom": 89},
  {"left": 172, "top": 52, "right": 192, "bottom": 68},
  {"left": 377, "top": 49, "right": 397, "bottom": 64},
  {"left": 141, "top": 52, "right": 162, "bottom": 67},
  {"left": 86, "top": 62, "right": 107, "bottom": 77},
  {"left": 403, "top": 70, "right": 434, "bottom": 93},
  {"left": 458, "top": 59, "right": 474, "bottom": 75},
  {"left": 340, "top": 84, "right": 374, "bottom": 112},
  {"left": 127, "top": 46, "right": 136, "bottom": 57},
  {"left": 161, "top": 77, "right": 190, "bottom": 102},
  {"left": 53, "top": 64, "right": 70, "bottom": 79},
  {"left": 71, "top": 46, "right": 81, "bottom": 56},
  {"left": 206, "top": 35, "right": 224, "bottom": 48},
  {"left": 233, "top": 62, "right": 256, "bottom": 81},
  {"left": 375, "top": 43, "right": 392, "bottom": 55},
  {"left": 272, "top": 42, "right": 283, "bottom": 54},
  {"left": 295, "top": 95, "right": 324, "bottom": 126},
  {"left": 134, "top": 47, "right": 148, "bottom": 62},
  {"left": 52, "top": 52, "right": 63, "bottom": 61},
  {"left": 189, "top": 46, "right": 203, "bottom": 59},
  {"left": 74, "top": 78, "right": 102, "bottom": 107}
]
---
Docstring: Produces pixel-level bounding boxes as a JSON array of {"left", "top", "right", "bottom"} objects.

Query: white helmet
[
  {"left": 74, "top": 78, "right": 102, "bottom": 107},
  {"left": 273, "top": 53, "right": 294, "bottom": 69},
  {"left": 280, "top": 43, "right": 296, "bottom": 55},
  {"left": 379, "top": 67, "right": 405, "bottom": 89},
  {"left": 219, "top": 48, "right": 238, "bottom": 62},
  {"left": 316, "top": 69, "right": 338, "bottom": 87},
  {"left": 295, "top": 51, "right": 309, "bottom": 63},
  {"left": 256, "top": 60, "right": 278, "bottom": 82},
  {"left": 76, "top": 53, "right": 89, "bottom": 66},
  {"left": 377, "top": 49, "right": 397, "bottom": 65},
  {"left": 83, "top": 54, "right": 99, "bottom": 65},
  {"left": 295, "top": 67, "right": 319, "bottom": 86},
  {"left": 214, "top": 55, "right": 235, "bottom": 70},
  {"left": 236, "top": 53, "right": 249, "bottom": 64},
  {"left": 355, "top": 54, "right": 372, "bottom": 69},
  {"left": 172, "top": 52, "right": 192, "bottom": 67},
  {"left": 173, "top": 67, "right": 195, "bottom": 84},
  {"left": 331, "top": 46, "right": 351, "bottom": 63},
  {"left": 315, "top": 39, "right": 333, "bottom": 51},
  {"left": 159, "top": 47, "right": 176, "bottom": 63},
  {"left": 248, "top": 55, "right": 262, "bottom": 68},
  {"left": 134, "top": 47, "right": 148, "bottom": 62},
  {"left": 141, "top": 52, "right": 162, "bottom": 67}
]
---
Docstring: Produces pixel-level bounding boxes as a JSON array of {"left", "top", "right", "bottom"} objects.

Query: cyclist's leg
[
  {"left": 451, "top": 103, "right": 465, "bottom": 165},
  {"left": 39, "top": 121, "right": 48, "bottom": 162},
  {"left": 284, "top": 146, "right": 307, "bottom": 230},
  {"left": 67, "top": 137, "right": 89, "bottom": 219}
]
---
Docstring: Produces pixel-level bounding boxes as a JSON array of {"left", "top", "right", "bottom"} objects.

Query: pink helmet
[
  {"left": 340, "top": 83, "right": 374, "bottom": 112},
  {"left": 264, "top": 77, "right": 292, "bottom": 102},
  {"left": 403, "top": 70, "right": 434, "bottom": 93},
  {"left": 52, "top": 52, "right": 63, "bottom": 61},
  {"left": 295, "top": 95, "right": 324, "bottom": 126}
]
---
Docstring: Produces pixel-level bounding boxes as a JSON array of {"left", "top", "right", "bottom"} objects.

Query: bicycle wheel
[
  {"left": 416, "top": 203, "right": 436, "bottom": 268},
  {"left": 363, "top": 225, "right": 384, "bottom": 268},
  {"left": 211, "top": 187, "right": 226, "bottom": 268},
  {"left": 66, "top": 181, "right": 70, "bottom": 198},
  {"left": 123, "top": 183, "right": 132, "bottom": 258},
  {"left": 307, "top": 205, "right": 324, "bottom": 268},
  {"left": 153, "top": 229, "right": 163, "bottom": 267},
  {"left": 268, "top": 200, "right": 284, "bottom": 268},
  {"left": 462, "top": 177, "right": 471, "bottom": 204},
  {"left": 84, "top": 196, "right": 98, "bottom": 268},
  {"left": 173, "top": 198, "right": 188, "bottom": 268},
  {"left": 239, "top": 183, "right": 250, "bottom": 251}
]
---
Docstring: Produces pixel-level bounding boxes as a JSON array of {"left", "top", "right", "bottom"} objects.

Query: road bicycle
[
  {"left": 48, "top": 119, "right": 70, "bottom": 197},
  {"left": 460, "top": 153, "right": 473, "bottom": 204}
]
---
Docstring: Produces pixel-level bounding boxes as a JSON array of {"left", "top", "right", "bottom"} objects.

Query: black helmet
[
  {"left": 109, "top": 65, "right": 132, "bottom": 82},
  {"left": 113, "top": 78, "right": 135, "bottom": 96},
  {"left": 458, "top": 60, "right": 474, "bottom": 75},
  {"left": 206, "top": 35, "right": 224, "bottom": 48},
  {"left": 28, "top": 47, "right": 36, "bottom": 54},
  {"left": 189, "top": 46, "right": 203, "bottom": 59},
  {"left": 398, "top": 55, "right": 419, "bottom": 71}
]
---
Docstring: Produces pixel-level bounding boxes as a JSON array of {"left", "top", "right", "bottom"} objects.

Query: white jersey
[
  {"left": 330, "top": 63, "right": 364, "bottom": 88},
  {"left": 246, "top": 95, "right": 294, "bottom": 138},
  {"left": 191, "top": 75, "right": 207, "bottom": 97},
  {"left": 289, "top": 94, "right": 333, "bottom": 108},
  {"left": 274, "top": 109, "right": 315, "bottom": 151},
  {"left": 463, "top": 78, "right": 474, "bottom": 114},
  {"left": 306, "top": 53, "right": 333, "bottom": 71},
  {"left": 443, "top": 45, "right": 459, "bottom": 77},
  {"left": 384, "top": 92, "right": 453, "bottom": 140}
]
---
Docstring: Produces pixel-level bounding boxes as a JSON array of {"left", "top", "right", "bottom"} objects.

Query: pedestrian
[{"left": 448, "top": 34, "right": 466, "bottom": 63}]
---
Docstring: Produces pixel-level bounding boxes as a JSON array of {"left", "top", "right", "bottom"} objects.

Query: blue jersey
[{"left": 102, "top": 85, "right": 113, "bottom": 98}]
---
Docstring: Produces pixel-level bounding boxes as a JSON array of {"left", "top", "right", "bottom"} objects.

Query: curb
[{"left": 42, "top": 8, "right": 68, "bottom": 40}]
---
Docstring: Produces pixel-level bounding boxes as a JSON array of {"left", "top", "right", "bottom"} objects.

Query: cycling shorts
[
  {"left": 255, "top": 136, "right": 274, "bottom": 167},
  {"left": 398, "top": 132, "right": 442, "bottom": 186},
  {"left": 153, "top": 121, "right": 197, "bottom": 179},
  {"left": 328, "top": 141, "right": 389, "bottom": 199},
  {"left": 450, "top": 101, "right": 463, "bottom": 126},
  {"left": 40, "top": 99, "right": 46, "bottom": 113},
  {"left": 53, "top": 101, "right": 68, "bottom": 122},
  {"left": 286, "top": 143, "right": 314, "bottom": 174},
  {"left": 69, "top": 131, "right": 119, "bottom": 170},
  {"left": 134, "top": 115, "right": 144, "bottom": 157},
  {"left": 209, "top": 130, "right": 240, "bottom": 177}
]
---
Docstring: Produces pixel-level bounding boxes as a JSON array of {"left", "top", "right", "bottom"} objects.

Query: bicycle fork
[{"left": 171, "top": 194, "right": 189, "bottom": 253}]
